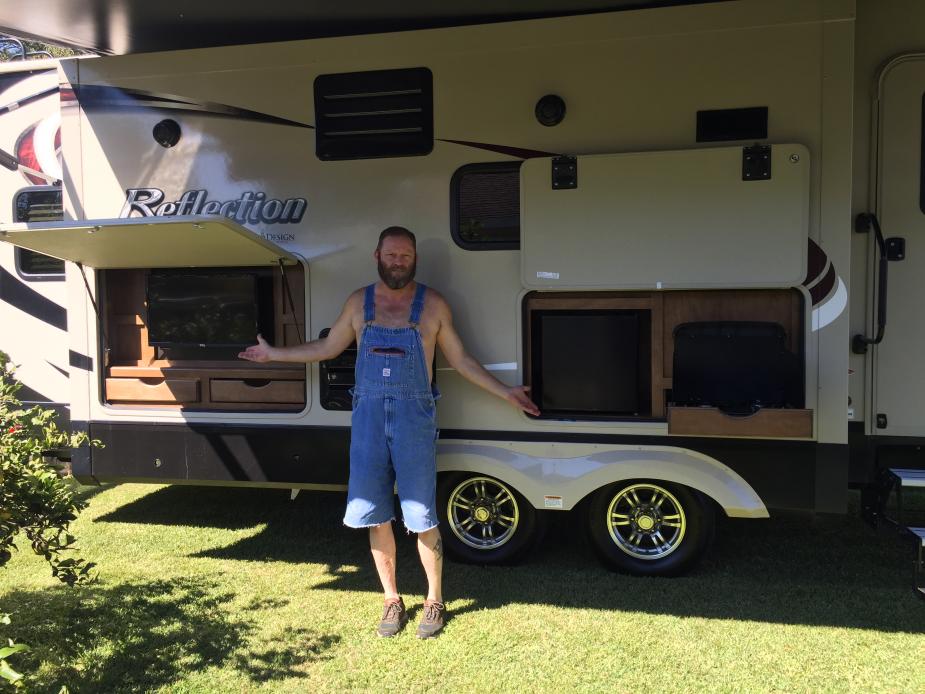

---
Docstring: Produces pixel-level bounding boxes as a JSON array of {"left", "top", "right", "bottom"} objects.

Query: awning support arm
[
  {"left": 278, "top": 258, "right": 303, "bottom": 344},
  {"left": 76, "top": 262, "right": 110, "bottom": 366}
]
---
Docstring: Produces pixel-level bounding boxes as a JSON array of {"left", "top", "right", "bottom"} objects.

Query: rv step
[
  {"left": 889, "top": 468, "right": 925, "bottom": 488},
  {"left": 911, "top": 527, "right": 925, "bottom": 600}
]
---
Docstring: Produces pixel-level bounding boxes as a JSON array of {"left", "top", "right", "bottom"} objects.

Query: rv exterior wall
[{"left": 7, "top": 0, "right": 880, "bottom": 517}]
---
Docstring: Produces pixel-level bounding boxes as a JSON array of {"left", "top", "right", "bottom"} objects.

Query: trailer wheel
[
  {"left": 588, "top": 480, "right": 714, "bottom": 577},
  {"left": 438, "top": 473, "right": 537, "bottom": 564}
]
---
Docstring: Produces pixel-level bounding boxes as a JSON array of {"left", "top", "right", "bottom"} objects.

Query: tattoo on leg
[{"left": 432, "top": 537, "right": 443, "bottom": 561}]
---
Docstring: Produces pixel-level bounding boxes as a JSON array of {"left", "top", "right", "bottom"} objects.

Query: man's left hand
[{"left": 505, "top": 386, "right": 540, "bottom": 416}]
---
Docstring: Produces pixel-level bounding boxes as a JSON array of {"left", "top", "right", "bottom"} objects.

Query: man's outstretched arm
[
  {"left": 435, "top": 298, "right": 540, "bottom": 416},
  {"left": 239, "top": 291, "right": 360, "bottom": 364}
]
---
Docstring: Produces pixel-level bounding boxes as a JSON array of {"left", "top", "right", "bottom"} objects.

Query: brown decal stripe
[
  {"left": 803, "top": 239, "right": 828, "bottom": 285},
  {"left": 809, "top": 264, "right": 836, "bottom": 305},
  {"left": 72, "top": 85, "right": 313, "bottom": 129},
  {"left": 438, "top": 138, "right": 558, "bottom": 159}
]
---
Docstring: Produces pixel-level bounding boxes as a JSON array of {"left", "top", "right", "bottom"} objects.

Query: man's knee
[{"left": 418, "top": 526, "right": 441, "bottom": 542}]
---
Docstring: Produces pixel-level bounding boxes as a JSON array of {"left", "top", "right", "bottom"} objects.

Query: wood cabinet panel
[
  {"left": 667, "top": 406, "right": 813, "bottom": 438},
  {"left": 106, "top": 377, "right": 200, "bottom": 403},
  {"left": 210, "top": 379, "right": 305, "bottom": 404}
]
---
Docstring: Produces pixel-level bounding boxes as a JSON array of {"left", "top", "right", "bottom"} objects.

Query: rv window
[
  {"left": 13, "top": 187, "right": 64, "bottom": 279},
  {"left": 450, "top": 162, "right": 521, "bottom": 250},
  {"left": 314, "top": 67, "right": 433, "bottom": 161}
]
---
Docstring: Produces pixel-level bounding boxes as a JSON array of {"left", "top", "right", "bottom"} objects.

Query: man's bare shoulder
[
  {"left": 423, "top": 286, "right": 450, "bottom": 314},
  {"left": 345, "top": 288, "right": 366, "bottom": 311},
  {"left": 333, "top": 288, "right": 366, "bottom": 327}
]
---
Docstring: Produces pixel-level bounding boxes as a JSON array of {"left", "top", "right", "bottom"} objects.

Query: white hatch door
[{"left": 0, "top": 215, "right": 298, "bottom": 268}]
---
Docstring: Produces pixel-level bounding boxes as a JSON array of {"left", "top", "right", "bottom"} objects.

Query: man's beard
[{"left": 377, "top": 257, "right": 416, "bottom": 289}]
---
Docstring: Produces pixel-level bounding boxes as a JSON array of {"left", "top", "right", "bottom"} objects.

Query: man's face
[{"left": 376, "top": 236, "right": 417, "bottom": 290}]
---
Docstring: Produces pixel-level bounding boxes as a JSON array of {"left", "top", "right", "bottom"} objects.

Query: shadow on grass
[
  {"left": 0, "top": 576, "right": 340, "bottom": 692},
  {"left": 98, "top": 485, "right": 925, "bottom": 633}
]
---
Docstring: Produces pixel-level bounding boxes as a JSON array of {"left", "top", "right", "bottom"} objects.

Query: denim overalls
[{"left": 342, "top": 282, "right": 439, "bottom": 533}]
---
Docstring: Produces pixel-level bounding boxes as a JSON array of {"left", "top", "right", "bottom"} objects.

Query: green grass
[{"left": 1, "top": 483, "right": 923, "bottom": 693}]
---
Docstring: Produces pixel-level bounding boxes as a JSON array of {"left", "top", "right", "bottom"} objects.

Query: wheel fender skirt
[{"left": 436, "top": 441, "right": 769, "bottom": 518}]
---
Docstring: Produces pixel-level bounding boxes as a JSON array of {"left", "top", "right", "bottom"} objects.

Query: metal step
[{"left": 889, "top": 468, "right": 925, "bottom": 488}]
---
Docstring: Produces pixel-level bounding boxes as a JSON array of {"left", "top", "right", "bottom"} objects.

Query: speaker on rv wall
[
  {"left": 535, "top": 95, "right": 566, "bottom": 126},
  {"left": 153, "top": 119, "right": 181, "bottom": 148}
]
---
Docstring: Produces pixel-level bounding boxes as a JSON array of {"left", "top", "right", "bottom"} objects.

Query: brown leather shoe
[
  {"left": 377, "top": 597, "right": 408, "bottom": 638},
  {"left": 415, "top": 599, "right": 446, "bottom": 639}
]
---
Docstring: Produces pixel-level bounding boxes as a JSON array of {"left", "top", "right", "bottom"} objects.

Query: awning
[
  {"left": 0, "top": 1, "right": 729, "bottom": 56},
  {"left": 0, "top": 216, "right": 299, "bottom": 268}
]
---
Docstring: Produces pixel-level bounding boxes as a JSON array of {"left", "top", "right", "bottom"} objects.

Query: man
[{"left": 240, "top": 226, "right": 539, "bottom": 639}]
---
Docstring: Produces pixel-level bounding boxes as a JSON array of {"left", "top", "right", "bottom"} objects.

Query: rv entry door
[{"left": 872, "top": 55, "right": 925, "bottom": 437}]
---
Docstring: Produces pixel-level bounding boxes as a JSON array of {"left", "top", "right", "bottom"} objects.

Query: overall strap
[
  {"left": 408, "top": 283, "right": 427, "bottom": 327},
  {"left": 363, "top": 284, "right": 376, "bottom": 325}
]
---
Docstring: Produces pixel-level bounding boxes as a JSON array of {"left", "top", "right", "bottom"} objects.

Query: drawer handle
[
  {"left": 242, "top": 379, "right": 272, "bottom": 388},
  {"left": 140, "top": 378, "right": 166, "bottom": 386}
]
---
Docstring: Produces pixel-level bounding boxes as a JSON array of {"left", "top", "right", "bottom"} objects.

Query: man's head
[{"left": 375, "top": 226, "right": 417, "bottom": 290}]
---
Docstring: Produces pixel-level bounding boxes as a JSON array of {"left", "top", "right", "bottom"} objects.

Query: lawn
[{"left": 1, "top": 482, "right": 923, "bottom": 693}]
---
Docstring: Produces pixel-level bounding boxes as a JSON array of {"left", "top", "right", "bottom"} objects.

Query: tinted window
[
  {"left": 450, "top": 162, "right": 521, "bottom": 250},
  {"left": 14, "top": 188, "right": 64, "bottom": 278}
]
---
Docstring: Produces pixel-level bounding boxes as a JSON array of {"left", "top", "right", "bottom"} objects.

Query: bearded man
[{"left": 240, "top": 226, "right": 538, "bottom": 639}]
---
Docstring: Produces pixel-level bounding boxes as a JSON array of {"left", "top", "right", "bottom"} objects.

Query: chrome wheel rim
[
  {"left": 606, "top": 483, "right": 686, "bottom": 560},
  {"left": 447, "top": 477, "right": 520, "bottom": 550}
]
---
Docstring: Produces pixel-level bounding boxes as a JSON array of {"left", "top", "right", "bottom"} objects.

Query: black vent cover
[
  {"left": 14, "top": 187, "right": 64, "bottom": 276},
  {"left": 314, "top": 67, "right": 433, "bottom": 161},
  {"left": 15, "top": 187, "right": 63, "bottom": 223}
]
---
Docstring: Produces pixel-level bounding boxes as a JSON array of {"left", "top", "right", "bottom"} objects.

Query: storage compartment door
[{"left": 521, "top": 145, "right": 809, "bottom": 290}]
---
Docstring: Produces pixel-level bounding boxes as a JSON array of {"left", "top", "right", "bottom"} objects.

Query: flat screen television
[
  {"left": 530, "top": 309, "right": 651, "bottom": 418},
  {"left": 146, "top": 270, "right": 259, "bottom": 348}
]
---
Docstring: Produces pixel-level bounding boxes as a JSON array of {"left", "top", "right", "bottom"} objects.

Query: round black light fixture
[
  {"left": 153, "top": 119, "right": 181, "bottom": 148},
  {"left": 535, "top": 94, "right": 566, "bottom": 127}
]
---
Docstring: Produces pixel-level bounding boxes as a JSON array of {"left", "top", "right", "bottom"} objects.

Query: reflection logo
[{"left": 121, "top": 188, "right": 306, "bottom": 225}]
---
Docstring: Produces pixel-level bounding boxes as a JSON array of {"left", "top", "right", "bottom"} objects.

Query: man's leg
[
  {"left": 370, "top": 521, "right": 409, "bottom": 637},
  {"left": 416, "top": 526, "right": 443, "bottom": 603},
  {"left": 369, "top": 521, "right": 400, "bottom": 599}
]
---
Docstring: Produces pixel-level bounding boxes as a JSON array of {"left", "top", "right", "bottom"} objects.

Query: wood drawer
[
  {"left": 210, "top": 379, "right": 305, "bottom": 404},
  {"left": 106, "top": 377, "right": 200, "bottom": 403},
  {"left": 667, "top": 406, "right": 813, "bottom": 438}
]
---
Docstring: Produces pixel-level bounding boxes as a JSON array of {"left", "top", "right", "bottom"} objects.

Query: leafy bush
[{"left": 1, "top": 351, "right": 100, "bottom": 687}]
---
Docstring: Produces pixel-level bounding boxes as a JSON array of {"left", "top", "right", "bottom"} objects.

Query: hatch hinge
[
  {"left": 742, "top": 144, "right": 771, "bottom": 181},
  {"left": 551, "top": 155, "right": 577, "bottom": 190}
]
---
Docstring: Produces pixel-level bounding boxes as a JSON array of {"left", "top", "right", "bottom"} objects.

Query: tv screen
[
  {"left": 146, "top": 271, "right": 258, "bottom": 347},
  {"left": 531, "top": 309, "right": 649, "bottom": 417}
]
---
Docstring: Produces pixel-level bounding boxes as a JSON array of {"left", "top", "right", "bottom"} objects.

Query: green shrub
[{"left": 0, "top": 350, "right": 100, "bottom": 688}]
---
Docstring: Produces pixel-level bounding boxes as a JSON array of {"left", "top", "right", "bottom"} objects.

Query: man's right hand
[{"left": 238, "top": 334, "right": 275, "bottom": 363}]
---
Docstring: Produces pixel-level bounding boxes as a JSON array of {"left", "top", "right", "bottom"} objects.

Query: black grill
[{"left": 314, "top": 67, "right": 433, "bottom": 160}]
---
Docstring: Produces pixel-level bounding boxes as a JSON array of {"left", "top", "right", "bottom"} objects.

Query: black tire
[
  {"left": 437, "top": 472, "right": 538, "bottom": 565},
  {"left": 587, "top": 480, "right": 715, "bottom": 577}
]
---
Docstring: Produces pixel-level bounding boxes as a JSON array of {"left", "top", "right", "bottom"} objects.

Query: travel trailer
[{"left": 1, "top": 0, "right": 924, "bottom": 583}]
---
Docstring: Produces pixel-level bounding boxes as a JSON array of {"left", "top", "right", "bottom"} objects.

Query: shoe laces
[
  {"left": 423, "top": 601, "right": 444, "bottom": 621},
  {"left": 383, "top": 599, "right": 403, "bottom": 620}
]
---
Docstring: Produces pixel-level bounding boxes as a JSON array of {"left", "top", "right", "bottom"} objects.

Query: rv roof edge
[{"left": 0, "top": 216, "right": 299, "bottom": 268}]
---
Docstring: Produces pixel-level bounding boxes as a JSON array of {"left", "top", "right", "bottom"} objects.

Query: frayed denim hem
[
  {"left": 403, "top": 520, "right": 439, "bottom": 535},
  {"left": 343, "top": 517, "right": 395, "bottom": 529}
]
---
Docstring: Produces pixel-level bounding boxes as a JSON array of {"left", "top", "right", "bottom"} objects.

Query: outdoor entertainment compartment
[
  {"left": 523, "top": 289, "right": 812, "bottom": 437},
  {"left": 100, "top": 264, "right": 305, "bottom": 410}
]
